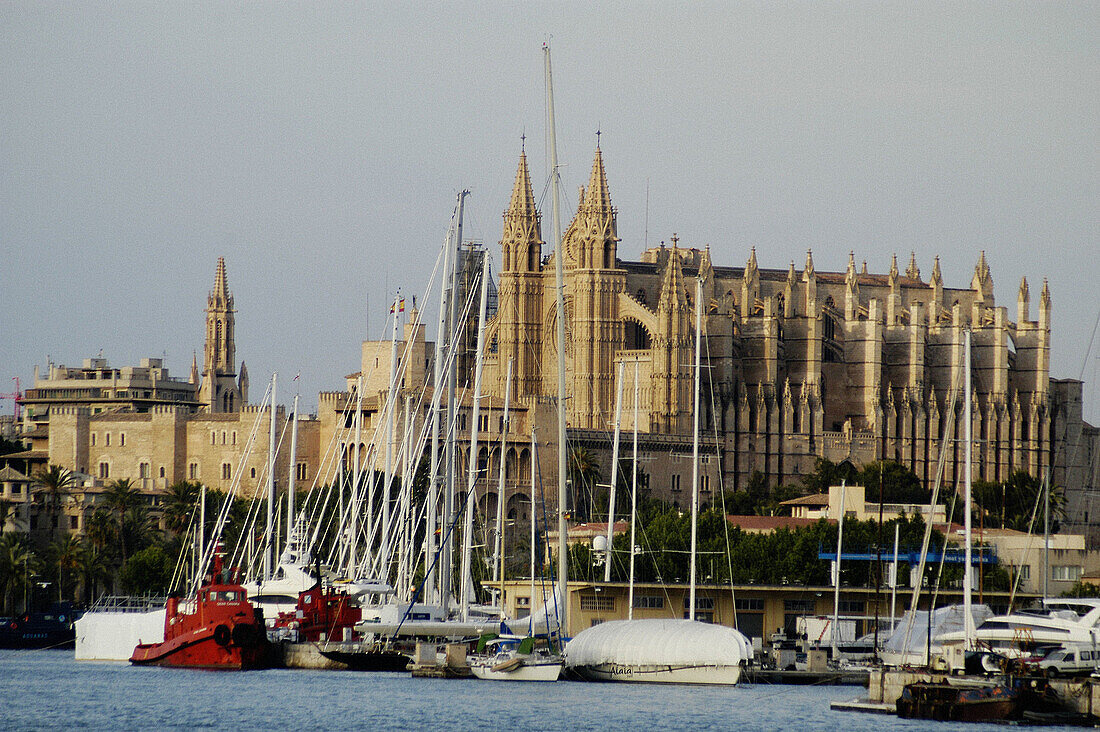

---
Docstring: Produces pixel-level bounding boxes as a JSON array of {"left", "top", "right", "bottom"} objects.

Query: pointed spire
[
  {"left": 906, "top": 251, "right": 921, "bottom": 280},
  {"left": 971, "top": 250, "right": 993, "bottom": 296},
  {"left": 1017, "top": 276, "right": 1030, "bottom": 323},
  {"left": 845, "top": 251, "right": 858, "bottom": 290},
  {"left": 930, "top": 256, "right": 943, "bottom": 286},
  {"left": 1019, "top": 276, "right": 1030, "bottom": 300},
  {"left": 658, "top": 241, "right": 688, "bottom": 312},
  {"left": 804, "top": 250, "right": 815, "bottom": 279},
  {"left": 889, "top": 253, "right": 899, "bottom": 284},
  {"left": 787, "top": 260, "right": 797, "bottom": 288},
  {"left": 861, "top": 260, "right": 868, "bottom": 275},
  {"left": 506, "top": 150, "right": 538, "bottom": 219},
  {"left": 189, "top": 352, "right": 199, "bottom": 385},
  {"left": 1040, "top": 278, "right": 1051, "bottom": 316},
  {"left": 584, "top": 145, "right": 613, "bottom": 213},
  {"left": 746, "top": 247, "right": 758, "bottom": 277},
  {"left": 212, "top": 256, "right": 230, "bottom": 303}
]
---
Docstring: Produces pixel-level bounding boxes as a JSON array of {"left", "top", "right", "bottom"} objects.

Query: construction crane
[{"left": 0, "top": 377, "right": 22, "bottom": 420}]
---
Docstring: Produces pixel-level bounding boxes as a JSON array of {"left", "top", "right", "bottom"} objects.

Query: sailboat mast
[
  {"left": 544, "top": 40, "right": 570, "bottom": 639},
  {"left": 459, "top": 253, "right": 491, "bottom": 620},
  {"left": 832, "top": 479, "right": 846, "bottom": 661},
  {"left": 963, "top": 329, "right": 975, "bottom": 646},
  {"left": 441, "top": 191, "right": 467, "bottom": 616},
  {"left": 689, "top": 279, "right": 702, "bottom": 617},
  {"left": 427, "top": 197, "right": 458, "bottom": 605},
  {"left": 529, "top": 426, "right": 537, "bottom": 636},
  {"left": 890, "top": 522, "right": 900, "bottom": 626},
  {"left": 380, "top": 295, "right": 401, "bottom": 579},
  {"left": 604, "top": 361, "right": 625, "bottom": 582},
  {"left": 287, "top": 393, "right": 299, "bottom": 551},
  {"left": 494, "top": 357, "right": 513, "bottom": 598},
  {"left": 265, "top": 373, "right": 277, "bottom": 581},
  {"left": 350, "top": 374, "right": 364, "bottom": 576},
  {"left": 628, "top": 360, "right": 640, "bottom": 620}
]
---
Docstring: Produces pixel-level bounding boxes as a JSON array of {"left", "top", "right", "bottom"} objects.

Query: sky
[{"left": 1, "top": 2, "right": 1097, "bottom": 422}]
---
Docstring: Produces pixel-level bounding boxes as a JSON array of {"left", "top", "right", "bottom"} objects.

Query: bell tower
[{"left": 198, "top": 257, "right": 244, "bottom": 413}]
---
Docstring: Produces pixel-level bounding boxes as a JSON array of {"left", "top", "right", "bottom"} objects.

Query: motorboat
[{"left": 469, "top": 636, "right": 563, "bottom": 682}]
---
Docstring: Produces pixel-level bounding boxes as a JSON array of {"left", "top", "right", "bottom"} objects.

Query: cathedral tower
[
  {"left": 567, "top": 144, "right": 625, "bottom": 428},
  {"left": 496, "top": 148, "right": 544, "bottom": 397},
  {"left": 198, "top": 258, "right": 245, "bottom": 413}
]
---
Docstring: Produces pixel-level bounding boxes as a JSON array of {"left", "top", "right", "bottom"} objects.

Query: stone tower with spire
[
  {"left": 563, "top": 145, "right": 626, "bottom": 428},
  {"left": 198, "top": 257, "right": 246, "bottom": 413},
  {"left": 495, "top": 148, "right": 545, "bottom": 398}
]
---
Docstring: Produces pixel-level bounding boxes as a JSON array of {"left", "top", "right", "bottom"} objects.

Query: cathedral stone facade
[{"left": 477, "top": 146, "right": 1096, "bottom": 534}]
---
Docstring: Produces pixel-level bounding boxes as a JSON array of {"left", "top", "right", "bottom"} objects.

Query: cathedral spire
[
  {"left": 906, "top": 251, "right": 921, "bottom": 281},
  {"left": 584, "top": 144, "right": 613, "bottom": 213},
  {"left": 189, "top": 352, "right": 199, "bottom": 385},
  {"left": 212, "top": 256, "right": 231, "bottom": 308},
  {"left": 501, "top": 149, "right": 542, "bottom": 272},
  {"left": 889, "top": 253, "right": 899, "bottom": 284},
  {"left": 659, "top": 241, "right": 688, "bottom": 312},
  {"left": 199, "top": 258, "right": 242, "bottom": 413}
]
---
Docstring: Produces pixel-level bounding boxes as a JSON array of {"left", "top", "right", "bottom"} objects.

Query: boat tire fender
[
  {"left": 231, "top": 623, "right": 255, "bottom": 647},
  {"left": 214, "top": 624, "right": 231, "bottom": 646}
]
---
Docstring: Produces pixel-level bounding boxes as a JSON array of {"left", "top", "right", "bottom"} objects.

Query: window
[
  {"left": 11, "top": 483, "right": 21, "bottom": 495},
  {"left": 139, "top": 463, "right": 150, "bottom": 479},
  {"left": 700, "top": 475, "right": 711, "bottom": 493},
  {"left": 106, "top": 433, "right": 111, "bottom": 447},
  {"left": 671, "top": 475, "right": 681, "bottom": 493},
  {"left": 784, "top": 599, "right": 816, "bottom": 613},
  {"left": 296, "top": 463, "right": 308, "bottom": 481},
  {"left": 232, "top": 431, "right": 237, "bottom": 446},
  {"left": 211, "top": 431, "right": 216, "bottom": 446},
  {"left": 250, "top": 467, "right": 256, "bottom": 479},
  {"left": 579, "top": 593, "right": 615, "bottom": 612},
  {"left": 516, "top": 596, "right": 530, "bottom": 607},
  {"left": 686, "top": 611, "right": 714, "bottom": 623},
  {"left": 189, "top": 463, "right": 198, "bottom": 480},
  {"left": 735, "top": 598, "right": 765, "bottom": 612},
  {"left": 1012, "top": 565, "right": 1031, "bottom": 581},
  {"left": 99, "top": 462, "right": 109, "bottom": 479},
  {"left": 633, "top": 595, "right": 665, "bottom": 609},
  {"left": 222, "top": 463, "right": 231, "bottom": 480},
  {"left": 120, "top": 433, "right": 125, "bottom": 446},
  {"left": 221, "top": 431, "right": 227, "bottom": 445},
  {"left": 69, "top": 515, "right": 78, "bottom": 530},
  {"left": 159, "top": 467, "right": 165, "bottom": 478},
  {"left": 683, "top": 596, "right": 715, "bottom": 610},
  {"left": 91, "top": 433, "right": 96, "bottom": 447},
  {"left": 838, "top": 600, "right": 865, "bottom": 614},
  {"left": 479, "top": 414, "right": 489, "bottom": 432},
  {"left": 1053, "top": 565, "right": 1083, "bottom": 582}
]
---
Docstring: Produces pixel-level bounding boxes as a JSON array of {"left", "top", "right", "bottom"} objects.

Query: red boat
[
  {"left": 130, "top": 552, "right": 270, "bottom": 670},
  {"left": 276, "top": 582, "right": 361, "bottom": 643}
]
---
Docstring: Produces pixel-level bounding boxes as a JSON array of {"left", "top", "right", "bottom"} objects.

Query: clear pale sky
[{"left": 2, "top": 3, "right": 1097, "bottom": 423}]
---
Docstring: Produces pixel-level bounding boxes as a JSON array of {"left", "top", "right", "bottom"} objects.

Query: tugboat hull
[{"left": 131, "top": 624, "right": 269, "bottom": 670}]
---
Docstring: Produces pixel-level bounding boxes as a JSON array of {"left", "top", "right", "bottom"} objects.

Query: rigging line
[{"left": 703, "top": 318, "right": 737, "bottom": 626}]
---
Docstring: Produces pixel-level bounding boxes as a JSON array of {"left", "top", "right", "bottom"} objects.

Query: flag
[
  {"left": 293, "top": 372, "right": 300, "bottom": 382},
  {"left": 390, "top": 298, "right": 406, "bottom": 313}
]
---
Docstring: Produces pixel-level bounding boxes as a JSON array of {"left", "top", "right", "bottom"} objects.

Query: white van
[{"left": 1038, "top": 646, "right": 1100, "bottom": 677}]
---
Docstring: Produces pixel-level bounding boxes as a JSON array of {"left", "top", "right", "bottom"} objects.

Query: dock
[{"left": 743, "top": 667, "right": 870, "bottom": 685}]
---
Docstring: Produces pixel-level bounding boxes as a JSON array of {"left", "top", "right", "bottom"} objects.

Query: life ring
[
  {"left": 213, "top": 624, "right": 231, "bottom": 646},
  {"left": 231, "top": 623, "right": 254, "bottom": 647}
]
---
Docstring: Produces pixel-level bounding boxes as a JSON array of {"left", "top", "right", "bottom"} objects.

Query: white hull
[
  {"left": 571, "top": 662, "right": 742, "bottom": 685},
  {"left": 470, "top": 659, "right": 562, "bottom": 681},
  {"left": 75, "top": 608, "right": 165, "bottom": 661}
]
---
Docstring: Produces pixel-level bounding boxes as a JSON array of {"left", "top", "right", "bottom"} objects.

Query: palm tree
[
  {"left": 121, "top": 503, "right": 158, "bottom": 562},
  {"left": 102, "top": 478, "right": 143, "bottom": 564},
  {"left": 32, "top": 464, "right": 78, "bottom": 541},
  {"left": 162, "top": 481, "right": 200, "bottom": 536},
  {"left": 0, "top": 532, "right": 39, "bottom": 614},
  {"left": 74, "top": 541, "right": 112, "bottom": 604},
  {"left": 568, "top": 447, "right": 602, "bottom": 522},
  {"left": 51, "top": 535, "right": 82, "bottom": 603}
]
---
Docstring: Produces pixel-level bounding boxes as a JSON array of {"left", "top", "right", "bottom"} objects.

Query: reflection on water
[{"left": 0, "top": 650, "right": 1019, "bottom": 731}]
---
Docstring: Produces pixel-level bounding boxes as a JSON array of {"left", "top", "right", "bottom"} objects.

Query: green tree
[
  {"left": 163, "top": 481, "right": 200, "bottom": 536},
  {"left": 119, "top": 546, "right": 175, "bottom": 595},
  {"left": 0, "top": 532, "right": 39, "bottom": 614},
  {"left": 31, "top": 464, "right": 78, "bottom": 540},
  {"left": 858, "top": 461, "right": 926, "bottom": 504},
  {"left": 74, "top": 541, "right": 112, "bottom": 604},
  {"left": 102, "top": 478, "right": 144, "bottom": 564},
  {"left": 568, "top": 447, "right": 601, "bottom": 522},
  {"left": 50, "top": 535, "right": 82, "bottom": 602}
]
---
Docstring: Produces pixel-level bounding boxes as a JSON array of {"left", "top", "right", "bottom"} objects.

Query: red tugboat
[
  {"left": 130, "top": 549, "right": 270, "bottom": 670},
  {"left": 276, "top": 581, "right": 362, "bottom": 643}
]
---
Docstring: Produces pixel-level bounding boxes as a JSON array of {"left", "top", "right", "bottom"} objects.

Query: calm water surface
[{"left": 0, "top": 650, "right": 1074, "bottom": 730}]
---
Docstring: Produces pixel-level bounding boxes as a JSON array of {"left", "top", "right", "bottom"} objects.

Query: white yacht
[{"left": 937, "top": 598, "right": 1100, "bottom": 658}]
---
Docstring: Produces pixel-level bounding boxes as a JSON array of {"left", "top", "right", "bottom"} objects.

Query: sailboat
[{"left": 566, "top": 279, "right": 750, "bottom": 684}]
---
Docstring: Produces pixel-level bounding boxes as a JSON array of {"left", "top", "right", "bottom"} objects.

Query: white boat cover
[
  {"left": 565, "top": 619, "right": 751, "bottom": 667},
  {"left": 883, "top": 604, "right": 994, "bottom": 656}
]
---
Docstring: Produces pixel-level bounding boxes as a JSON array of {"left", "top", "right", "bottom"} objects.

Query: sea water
[{"left": 0, "top": 650, "right": 1065, "bottom": 730}]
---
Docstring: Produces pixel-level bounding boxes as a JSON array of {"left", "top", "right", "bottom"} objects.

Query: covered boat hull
[{"left": 570, "top": 662, "right": 742, "bottom": 685}]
